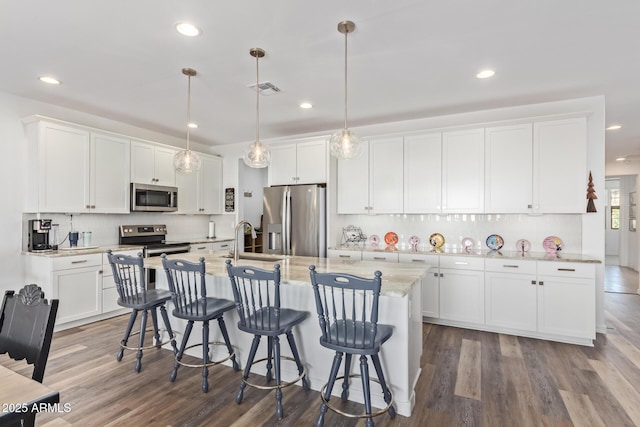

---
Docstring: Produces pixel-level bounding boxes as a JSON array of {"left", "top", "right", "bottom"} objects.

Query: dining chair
[
  {"left": 309, "top": 266, "right": 396, "bottom": 427},
  {"left": 161, "top": 255, "right": 239, "bottom": 393},
  {"left": 0, "top": 284, "right": 59, "bottom": 426},
  {"left": 106, "top": 250, "right": 177, "bottom": 372},
  {"left": 225, "top": 260, "right": 310, "bottom": 420}
]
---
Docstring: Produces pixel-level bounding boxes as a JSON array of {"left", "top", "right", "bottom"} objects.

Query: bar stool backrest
[
  {"left": 107, "top": 251, "right": 147, "bottom": 305},
  {"left": 162, "top": 256, "right": 207, "bottom": 316},
  {"left": 225, "top": 260, "right": 281, "bottom": 332},
  {"left": 309, "top": 266, "right": 382, "bottom": 351}
]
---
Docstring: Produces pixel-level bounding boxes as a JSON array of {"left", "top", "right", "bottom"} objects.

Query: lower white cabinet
[
  {"left": 52, "top": 255, "right": 102, "bottom": 324},
  {"left": 362, "top": 251, "right": 399, "bottom": 263},
  {"left": 439, "top": 267, "right": 485, "bottom": 324},
  {"left": 327, "top": 249, "right": 362, "bottom": 261},
  {"left": 399, "top": 253, "right": 439, "bottom": 318},
  {"left": 190, "top": 241, "right": 234, "bottom": 254}
]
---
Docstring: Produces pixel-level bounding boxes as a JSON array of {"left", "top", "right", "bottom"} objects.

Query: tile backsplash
[{"left": 332, "top": 214, "right": 583, "bottom": 254}]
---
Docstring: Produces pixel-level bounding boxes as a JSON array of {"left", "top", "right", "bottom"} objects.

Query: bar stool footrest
[
  {"left": 120, "top": 328, "right": 177, "bottom": 352},
  {"left": 242, "top": 356, "right": 307, "bottom": 391},
  {"left": 320, "top": 374, "right": 394, "bottom": 419},
  {"left": 175, "top": 341, "right": 235, "bottom": 368}
]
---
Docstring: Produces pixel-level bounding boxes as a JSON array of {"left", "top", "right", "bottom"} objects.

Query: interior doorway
[
  {"left": 237, "top": 158, "right": 268, "bottom": 231},
  {"left": 605, "top": 178, "right": 620, "bottom": 265}
]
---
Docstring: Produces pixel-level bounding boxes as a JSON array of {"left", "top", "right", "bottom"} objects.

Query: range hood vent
[{"left": 248, "top": 81, "right": 281, "bottom": 95}]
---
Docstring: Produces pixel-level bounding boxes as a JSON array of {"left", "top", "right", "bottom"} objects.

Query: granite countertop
[
  {"left": 328, "top": 246, "right": 602, "bottom": 263},
  {"left": 188, "top": 238, "right": 234, "bottom": 244},
  {"left": 144, "top": 251, "right": 429, "bottom": 298},
  {"left": 22, "top": 245, "right": 144, "bottom": 257}
]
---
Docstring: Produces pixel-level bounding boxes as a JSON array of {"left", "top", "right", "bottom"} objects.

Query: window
[{"left": 611, "top": 188, "right": 620, "bottom": 230}]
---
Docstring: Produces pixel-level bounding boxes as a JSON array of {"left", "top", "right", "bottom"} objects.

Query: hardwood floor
[
  {"left": 605, "top": 264, "right": 639, "bottom": 294},
  {"left": 3, "top": 293, "right": 640, "bottom": 426}
]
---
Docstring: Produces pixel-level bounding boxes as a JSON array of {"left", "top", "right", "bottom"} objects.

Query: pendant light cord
[
  {"left": 343, "top": 29, "right": 348, "bottom": 130},
  {"left": 186, "top": 73, "right": 191, "bottom": 150},
  {"left": 256, "top": 53, "right": 260, "bottom": 144}
]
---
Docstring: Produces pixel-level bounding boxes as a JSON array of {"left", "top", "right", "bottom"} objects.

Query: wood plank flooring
[
  {"left": 605, "top": 264, "right": 639, "bottom": 294},
  {"left": 2, "top": 292, "right": 640, "bottom": 426}
]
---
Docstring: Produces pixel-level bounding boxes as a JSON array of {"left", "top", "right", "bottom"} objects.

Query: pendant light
[
  {"left": 330, "top": 20, "right": 362, "bottom": 159},
  {"left": 242, "top": 48, "right": 271, "bottom": 168},
  {"left": 174, "top": 67, "right": 202, "bottom": 173}
]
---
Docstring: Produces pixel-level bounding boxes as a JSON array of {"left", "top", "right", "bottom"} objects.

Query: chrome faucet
[{"left": 233, "top": 220, "right": 257, "bottom": 262}]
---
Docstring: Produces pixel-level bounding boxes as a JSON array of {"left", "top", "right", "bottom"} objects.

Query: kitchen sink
[{"left": 219, "top": 254, "right": 285, "bottom": 262}]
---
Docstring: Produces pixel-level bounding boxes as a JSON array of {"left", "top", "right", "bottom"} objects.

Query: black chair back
[
  {"left": 161, "top": 255, "right": 207, "bottom": 316},
  {"left": 309, "top": 266, "right": 382, "bottom": 351},
  {"left": 107, "top": 251, "right": 147, "bottom": 305},
  {"left": 0, "top": 284, "right": 59, "bottom": 382},
  {"left": 225, "top": 260, "right": 281, "bottom": 332}
]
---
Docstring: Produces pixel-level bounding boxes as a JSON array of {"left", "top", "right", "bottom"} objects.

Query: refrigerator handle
[
  {"left": 280, "top": 189, "right": 289, "bottom": 255},
  {"left": 284, "top": 189, "right": 292, "bottom": 255}
]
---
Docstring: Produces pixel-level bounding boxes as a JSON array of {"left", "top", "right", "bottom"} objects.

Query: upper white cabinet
[
  {"left": 176, "top": 154, "right": 223, "bottom": 214},
  {"left": 441, "top": 128, "right": 485, "bottom": 213},
  {"left": 533, "top": 118, "right": 587, "bottom": 213},
  {"left": 131, "top": 140, "right": 176, "bottom": 186},
  {"left": 337, "top": 137, "right": 404, "bottom": 214},
  {"left": 24, "top": 119, "right": 129, "bottom": 213},
  {"left": 404, "top": 133, "right": 442, "bottom": 213},
  {"left": 268, "top": 139, "right": 327, "bottom": 186},
  {"left": 484, "top": 124, "right": 533, "bottom": 213},
  {"left": 90, "top": 133, "right": 130, "bottom": 213}
]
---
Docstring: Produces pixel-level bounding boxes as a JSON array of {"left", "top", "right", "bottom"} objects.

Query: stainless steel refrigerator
[{"left": 263, "top": 184, "right": 326, "bottom": 257}]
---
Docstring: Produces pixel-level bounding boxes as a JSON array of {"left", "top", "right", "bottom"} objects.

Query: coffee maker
[{"left": 28, "top": 219, "right": 53, "bottom": 252}]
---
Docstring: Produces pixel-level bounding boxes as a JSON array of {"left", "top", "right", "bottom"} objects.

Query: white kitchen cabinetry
[
  {"left": 268, "top": 139, "right": 327, "bottom": 186},
  {"left": 177, "top": 154, "right": 223, "bottom": 214},
  {"left": 533, "top": 118, "right": 587, "bottom": 213},
  {"left": 337, "top": 137, "right": 404, "bottom": 214},
  {"left": 362, "top": 251, "right": 399, "bottom": 263},
  {"left": 536, "top": 262, "right": 595, "bottom": 340},
  {"left": 441, "top": 128, "right": 485, "bottom": 213},
  {"left": 438, "top": 256, "right": 485, "bottom": 324},
  {"left": 190, "top": 241, "right": 234, "bottom": 254},
  {"left": 484, "top": 258, "right": 538, "bottom": 331},
  {"left": 327, "top": 249, "right": 362, "bottom": 261},
  {"left": 90, "top": 132, "right": 130, "bottom": 213},
  {"left": 399, "top": 253, "right": 439, "bottom": 318},
  {"left": 131, "top": 140, "right": 176, "bottom": 186},
  {"left": 484, "top": 124, "right": 533, "bottom": 213},
  {"left": 404, "top": 133, "right": 442, "bottom": 213}
]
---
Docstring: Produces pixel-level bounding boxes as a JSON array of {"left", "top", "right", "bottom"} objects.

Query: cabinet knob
[
  {"left": 527, "top": 204, "right": 533, "bottom": 209},
  {"left": 439, "top": 273, "right": 444, "bottom": 277},
  {"left": 539, "top": 281, "right": 544, "bottom": 286},
  {"left": 531, "top": 280, "right": 536, "bottom": 285}
]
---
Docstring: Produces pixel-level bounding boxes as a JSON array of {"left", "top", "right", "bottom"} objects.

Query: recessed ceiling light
[
  {"left": 299, "top": 102, "right": 313, "bottom": 109},
  {"left": 187, "top": 122, "right": 198, "bottom": 129},
  {"left": 176, "top": 22, "right": 201, "bottom": 37},
  {"left": 616, "top": 157, "right": 626, "bottom": 161},
  {"left": 606, "top": 125, "right": 622, "bottom": 130},
  {"left": 476, "top": 69, "right": 495, "bottom": 79},
  {"left": 39, "top": 76, "right": 61, "bottom": 85}
]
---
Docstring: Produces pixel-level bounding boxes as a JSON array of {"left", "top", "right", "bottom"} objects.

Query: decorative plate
[
  {"left": 429, "top": 233, "right": 445, "bottom": 248},
  {"left": 515, "top": 239, "right": 531, "bottom": 252},
  {"left": 461, "top": 237, "right": 475, "bottom": 250},
  {"left": 543, "top": 236, "right": 563, "bottom": 253},
  {"left": 369, "top": 234, "right": 380, "bottom": 245},
  {"left": 486, "top": 234, "right": 504, "bottom": 251},
  {"left": 384, "top": 232, "right": 399, "bottom": 246},
  {"left": 409, "top": 235, "right": 420, "bottom": 246}
]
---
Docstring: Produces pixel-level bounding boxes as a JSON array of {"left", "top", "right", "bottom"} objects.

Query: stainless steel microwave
[{"left": 130, "top": 183, "right": 178, "bottom": 212}]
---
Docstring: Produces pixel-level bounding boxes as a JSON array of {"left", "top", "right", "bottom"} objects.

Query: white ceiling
[{"left": 1, "top": 1, "right": 638, "bottom": 165}]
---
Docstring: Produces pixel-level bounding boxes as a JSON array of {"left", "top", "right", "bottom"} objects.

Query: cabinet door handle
[
  {"left": 539, "top": 281, "right": 544, "bottom": 286},
  {"left": 503, "top": 265, "right": 519, "bottom": 268},
  {"left": 411, "top": 259, "right": 426, "bottom": 263},
  {"left": 196, "top": 246, "right": 206, "bottom": 250},
  {"left": 339, "top": 255, "right": 351, "bottom": 258},
  {"left": 71, "top": 260, "right": 88, "bottom": 264},
  {"left": 527, "top": 204, "right": 533, "bottom": 209},
  {"left": 557, "top": 268, "right": 576, "bottom": 272},
  {"left": 86, "top": 205, "right": 91, "bottom": 208},
  {"left": 373, "top": 257, "right": 387, "bottom": 260},
  {"left": 433, "top": 272, "right": 439, "bottom": 277},
  {"left": 454, "top": 261, "right": 468, "bottom": 265},
  {"left": 439, "top": 273, "right": 444, "bottom": 277},
  {"left": 531, "top": 280, "right": 537, "bottom": 285},
  {"left": 220, "top": 244, "right": 229, "bottom": 248}
]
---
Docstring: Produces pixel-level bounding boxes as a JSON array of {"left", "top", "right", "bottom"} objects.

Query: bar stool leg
[
  {"left": 342, "top": 353, "right": 352, "bottom": 401},
  {"left": 135, "top": 310, "right": 148, "bottom": 373},
  {"left": 371, "top": 354, "right": 396, "bottom": 418},
  {"left": 217, "top": 317, "right": 240, "bottom": 371},
  {"left": 286, "top": 331, "right": 309, "bottom": 390},
  {"left": 159, "top": 304, "right": 178, "bottom": 355},
  {"left": 201, "top": 320, "right": 210, "bottom": 393},
  {"left": 171, "top": 320, "right": 194, "bottom": 382},
  {"left": 150, "top": 307, "right": 161, "bottom": 347},
  {"left": 273, "top": 335, "right": 283, "bottom": 419},
  {"left": 118, "top": 310, "right": 138, "bottom": 362},
  {"left": 317, "top": 352, "right": 343, "bottom": 427},
  {"left": 238, "top": 335, "right": 261, "bottom": 404},
  {"left": 359, "top": 355, "right": 373, "bottom": 427},
  {"left": 266, "top": 336, "right": 274, "bottom": 382}
]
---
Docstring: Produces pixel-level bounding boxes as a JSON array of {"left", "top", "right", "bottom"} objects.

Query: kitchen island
[{"left": 145, "top": 252, "right": 429, "bottom": 417}]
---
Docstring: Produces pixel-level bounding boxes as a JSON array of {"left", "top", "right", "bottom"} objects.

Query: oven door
[
  {"left": 131, "top": 183, "right": 178, "bottom": 212},
  {"left": 144, "top": 244, "right": 191, "bottom": 289}
]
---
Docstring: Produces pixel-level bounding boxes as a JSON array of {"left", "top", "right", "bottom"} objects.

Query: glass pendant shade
[
  {"left": 330, "top": 128, "right": 361, "bottom": 159},
  {"left": 243, "top": 47, "right": 271, "bottom": 168},
  {"left": 243, "top": 141, "right": 271, "bottom": 168},
  {"left": 174, "top": 67, "right": 201, "bottom": 174},
  {"left": 174, "top": 149, "right": 202, "bottom": 173}
]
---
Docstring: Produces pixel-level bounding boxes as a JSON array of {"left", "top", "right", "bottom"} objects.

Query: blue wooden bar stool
[
  {"left": 161, "top": 255, "right": 239, "bottom": 393},
  {"left": 107, "top": 250, "right": 177, "bottom": 373},
  {"left": 225, "top": 260, "right": 310, "bottom": 420},
  {"left": 309, "top": 265, "right": 396, "bottom": 427}
]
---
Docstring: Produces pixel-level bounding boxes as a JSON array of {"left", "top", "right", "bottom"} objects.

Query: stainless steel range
[{"left": 119, "top": 224, "right": 191, "bottom": 288}]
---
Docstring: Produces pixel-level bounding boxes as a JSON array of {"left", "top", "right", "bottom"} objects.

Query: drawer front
[
  {"left": 537, "top": 261, "right": 595, "bottom": 278},
  {"left": 439, "top": 256, "right": 484, "bottom": 270},
  {"left": 398, "top": 253, "right": 439, "bottom": 266},
  {"left": 211, "top": 241, "right": 233, "bottom": 252},
  {"left": 362, "top": 251, "right": 399, "bottom": 263},
  {"left": 327, "top": 249, "right": 362, "bottom": 260},
  {"left": 190, "top": 243, "right": 213, "bottom": 253},
  {"left": 53, "top": 253, "right": 102, "bottom": 270},
  {"left": 485, "top": 258, "right": 536, "bottom": 274}
]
